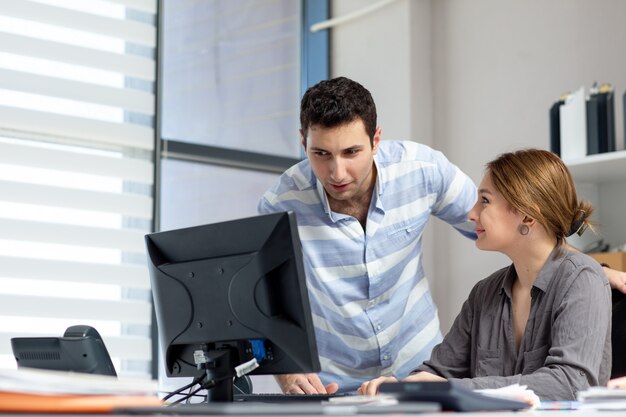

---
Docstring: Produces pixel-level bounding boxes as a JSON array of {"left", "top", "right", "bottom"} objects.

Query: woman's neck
[{"left": 509, "top": 237, "right": 558, "bottom": 288}]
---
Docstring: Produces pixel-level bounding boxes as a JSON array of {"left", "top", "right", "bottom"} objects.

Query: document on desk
[
  {"left": 0, "top": 367, "right": 158, "bottom": 395},
  {"left": 0, "top": 368, "right": 162, "bottom": 413},
  {"left": 577, "top": 386, "right": 626, "bottom": 410},
  {"left": 474, "top": 383, "right": 540, "bottom": 408}
]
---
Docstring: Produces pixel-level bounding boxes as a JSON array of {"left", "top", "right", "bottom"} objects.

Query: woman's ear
[{"left": 522, "top": 215, "right": 536, "bottom": 228}]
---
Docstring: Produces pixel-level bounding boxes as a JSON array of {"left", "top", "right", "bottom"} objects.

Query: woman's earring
[{"left": 518, "top": 224, "right": 530, "bottom": 236}]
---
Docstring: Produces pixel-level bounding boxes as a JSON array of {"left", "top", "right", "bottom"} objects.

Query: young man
[
  {"left": 257, "top": 77, "right": 476, "bottom": 393},
  {"left": 257, "top": 77, "right": 626, "bottom": 394}
]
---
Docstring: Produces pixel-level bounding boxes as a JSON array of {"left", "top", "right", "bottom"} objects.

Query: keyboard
[{"left": 234, "top": 392, "right": 347, "bottom": 403}]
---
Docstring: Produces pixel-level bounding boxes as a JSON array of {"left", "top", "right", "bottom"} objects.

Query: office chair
[{"left": 612, "top": 289, "right": 626, "bottom": 379}]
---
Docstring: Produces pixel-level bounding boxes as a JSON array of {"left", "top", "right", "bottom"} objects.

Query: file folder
[
  {"left": 549, "top": 99, "right": 564, "bottom": 156},
  {"left": 559, "top": 87, "right": 587, "bottom": 161},
  {"left": 586, "top": 84, "right": 615, "bottom": 155}
]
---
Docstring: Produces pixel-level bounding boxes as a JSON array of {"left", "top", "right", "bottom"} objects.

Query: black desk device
[
  {"left": 11, "top": 325, "right": 117, "bottom": 376},
  {"left": 379, "top": 381, "right": 530, "bottom": 412}
]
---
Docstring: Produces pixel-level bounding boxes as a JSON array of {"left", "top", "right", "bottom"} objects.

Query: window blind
[{"left": 0, "top": 0, "right": 156, "bottom": 379}]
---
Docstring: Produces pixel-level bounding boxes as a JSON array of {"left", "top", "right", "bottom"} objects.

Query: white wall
[{"left": 331, "top": 0, "right": 626, "bottom": 332}]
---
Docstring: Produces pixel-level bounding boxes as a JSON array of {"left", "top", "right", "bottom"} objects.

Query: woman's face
[{"left": 468, "top": 172, "right": 525, "bottom": 253}]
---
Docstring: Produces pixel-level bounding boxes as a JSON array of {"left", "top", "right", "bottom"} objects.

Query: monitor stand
[{"left": 195, "top": 348, "right": 238, "bottom": 402}]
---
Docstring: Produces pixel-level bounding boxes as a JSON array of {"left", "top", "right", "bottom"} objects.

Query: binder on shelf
[
  {"left": 586, "top": 83, "right": 615, "bottom": 155},
  {"left": 549, "top": 96, "right": 566, "bottom": 156},
  {"left": 559, "top": 86, "right": 587, "bottom": 161}
]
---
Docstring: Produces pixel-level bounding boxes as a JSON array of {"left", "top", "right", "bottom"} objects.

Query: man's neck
[
  {"left": 328, "top": 191, "right": 373, "bottom": 230},
  {"left": 327, "top": 166, "right": 377, "bottom": 230}
]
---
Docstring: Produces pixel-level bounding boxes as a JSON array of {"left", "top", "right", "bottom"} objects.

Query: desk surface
[{"left": 18, "top": 412, "right": 626, "bottom": 417}]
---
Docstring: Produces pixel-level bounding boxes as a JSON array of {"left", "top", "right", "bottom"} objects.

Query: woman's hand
[
  {"left": 357, "top": 376, "right": 398, "bottom": 396},
  {"left": 357, "top": 372, "right": 446, "bottom": 396},
  {"left": 403, "top": 371, "right": 447, "bottom": 383}
]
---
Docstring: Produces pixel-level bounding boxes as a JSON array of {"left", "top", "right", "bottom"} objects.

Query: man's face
[{"left": 301, "top": 119, "right": 381, "bottom": 204}]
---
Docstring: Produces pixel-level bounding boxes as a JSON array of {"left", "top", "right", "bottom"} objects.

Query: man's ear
[
  {"left": 300, "top": 129, "right": 306, "bottom": 150},
  {"left": 372, "top": 127, "right": 382, "bottom": 153}
]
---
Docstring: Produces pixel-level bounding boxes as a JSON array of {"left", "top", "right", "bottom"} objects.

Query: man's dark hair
[{"left": 300, "top": 77, "right": 377, "bottom": 146}]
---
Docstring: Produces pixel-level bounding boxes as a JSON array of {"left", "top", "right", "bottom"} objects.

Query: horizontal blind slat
[
  {"left": 3, "top": 0, "right": 156, "bottom": 47},
  {"left": 0, "top": 255, "right": 150, "bottom": 289},
  {"left": 0, "top": 180, "right": 153, "bottom": 218},
  {"left": 0, "top": 32, "right": 155, "bottom": 80},
  {"left": 0, "top": 68, "right": 155, "bottom": 115},
  {"left": 0, "top": 294, "right": 151, "bottom": 324},
  {"left": 0, "top": 106, "right": 154, "bottom": 151},
  {"left": 108, "top": 0, "right": 157, "bottom": 14},
  {"left": 0, "top": 218, "right": 147, "bottom": 253},
  {"left": 0, "top": 332, "right": 151, "bottom": 361},
  {"left": 0, "top": 142, "right": 153, "bottom": 183}
]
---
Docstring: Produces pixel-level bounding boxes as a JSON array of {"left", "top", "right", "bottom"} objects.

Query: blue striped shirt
[{"left": 257, "top": 140, "right": 477, "bottom": 392}]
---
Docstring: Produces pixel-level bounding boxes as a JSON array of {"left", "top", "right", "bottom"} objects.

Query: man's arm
[{"left": 603, "top": 266, "right": 626, "bottom": 294}]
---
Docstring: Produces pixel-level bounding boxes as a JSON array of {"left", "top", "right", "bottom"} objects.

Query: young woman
[{"left": 359, "top": 149, "right": 611, "bottom": 400}]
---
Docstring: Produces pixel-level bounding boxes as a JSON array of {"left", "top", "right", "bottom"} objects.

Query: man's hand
[
  {"left": 604, "top": 266, "right": 626, "bottom": 294},
  {"left": 274, "top": 373, "right": 339, "bottom": 394}
]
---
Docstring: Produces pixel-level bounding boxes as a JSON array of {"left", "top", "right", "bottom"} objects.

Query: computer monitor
[{"left": 145, "top": 211, "right": 320, "bottom": 402}]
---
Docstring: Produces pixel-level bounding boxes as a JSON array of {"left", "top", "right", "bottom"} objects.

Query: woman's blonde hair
[{"left": 486, "top": 149, "right": 592, "bottom": 246}]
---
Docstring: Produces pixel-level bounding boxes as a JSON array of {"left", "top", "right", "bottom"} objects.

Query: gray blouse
[{"left": 417, "top": 247, "right": 612, "bottom": 400}]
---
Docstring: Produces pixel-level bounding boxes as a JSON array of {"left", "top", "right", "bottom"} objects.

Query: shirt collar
[
  {"left": 532, "top": 245, "right": 567, "bottom": 292},
  {"left": 374, "top": 153, "right": 385, "bottom": 196},
  {"left": 315, "top": 179, "right": 334, "bottom": 219},
  {"left": 500, "top": 245, "right": 566, "bottom": 297}
]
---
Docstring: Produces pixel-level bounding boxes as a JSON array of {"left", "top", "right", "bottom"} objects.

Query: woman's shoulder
[{"left": 559, "top": 249, "right": 606, "bottom": 279}]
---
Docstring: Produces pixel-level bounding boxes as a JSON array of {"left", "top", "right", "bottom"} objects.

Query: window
[
  {"left": 0, "top": 0, "right": 157, "bottom": 379},
  {"left": 157, "top": 0, "right": 328, "bottom": 391}
]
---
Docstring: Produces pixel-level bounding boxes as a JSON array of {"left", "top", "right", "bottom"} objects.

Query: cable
[
  {"left": 165, "top": 374, "right": 234, "bottom": 406},
  {"left": 162, "top": 375, "right": 205, "bottom": 402}
]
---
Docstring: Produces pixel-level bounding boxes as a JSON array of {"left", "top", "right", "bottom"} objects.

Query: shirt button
[
  {"left": 383, "top": 355, "right": 389, "bottom": 360},
  {"left": 376, "top": 325, "right": 382, "bottom": 331}
]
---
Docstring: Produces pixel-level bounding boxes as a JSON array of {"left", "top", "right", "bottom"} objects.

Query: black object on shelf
[
  {"left": 549, "top": 99, "right": 564, "bottom": 156},
  {"left": 586, "top": 84, "right": 615, "bottom": 155}
]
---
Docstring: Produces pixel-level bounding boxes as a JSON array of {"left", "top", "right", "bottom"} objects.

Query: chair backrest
[{"left": 612, "top": 289, "right": 626, "bottom": 379}]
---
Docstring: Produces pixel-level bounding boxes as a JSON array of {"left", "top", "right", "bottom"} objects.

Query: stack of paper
[
  {"left": 0, "top": 368, "right": 162, "bottom": 413},
  {"left": 475, "top": 384, "right": 540, "bottom": 408},
  {"left": 577, "top": 386, "right": 626, "bottom": 410}
]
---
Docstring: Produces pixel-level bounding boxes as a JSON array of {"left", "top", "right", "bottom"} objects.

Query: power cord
[
  {"left": 162, "top": 374, "right": 205, "bottom": 402},
  {"left": 165, "top": 374, "right": 234, "bottom": 406}
]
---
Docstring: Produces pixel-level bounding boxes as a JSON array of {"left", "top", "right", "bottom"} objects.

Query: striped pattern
[{"left": 258, "top": 141, "right": 477, "bottom": 392}]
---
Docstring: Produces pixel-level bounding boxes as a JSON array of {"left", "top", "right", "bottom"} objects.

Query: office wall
[{"left": 331, "top": 0, "right": 626, "bottom": 332}]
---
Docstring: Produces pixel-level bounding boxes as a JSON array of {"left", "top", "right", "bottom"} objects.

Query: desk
[{"left": 20, "top": 411, "right": 626, "bottom": 417}]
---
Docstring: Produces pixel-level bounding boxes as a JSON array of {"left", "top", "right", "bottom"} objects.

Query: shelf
[{"left": 565, "top": 150, "right": 626, "bottom": 184}]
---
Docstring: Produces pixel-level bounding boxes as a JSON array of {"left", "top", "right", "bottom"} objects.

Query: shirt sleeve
[
  {"left": 416, "top": 285, "right": 477, "bottom": 378},
  {"left": 427, "top": 149, "right": 477, "bottom": 240},
  {"left": 256, "top": 194, "right": 275, "bottom": 214},
  {"left": 449, "top": 267, "right": 611, "bottom": 400}
]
